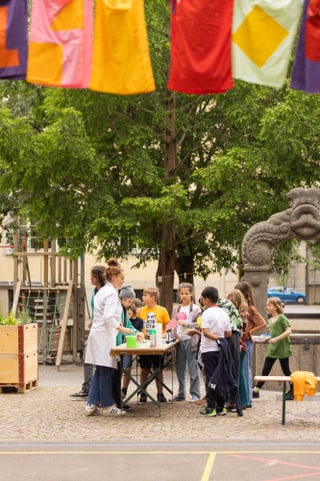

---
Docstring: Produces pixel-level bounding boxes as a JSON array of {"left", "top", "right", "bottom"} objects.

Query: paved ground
[
  {"left": 1, "top": 362, "right": 320, "bottom": 481},
  {"left": 1, "top": 361, "right": 320, "bottom": 443}
]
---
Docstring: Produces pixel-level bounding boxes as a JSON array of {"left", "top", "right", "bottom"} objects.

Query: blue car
[{"left": 267, "top": 286, "right": 306, "bottom": 303}]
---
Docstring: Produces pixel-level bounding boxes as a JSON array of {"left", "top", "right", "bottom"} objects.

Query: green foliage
[
  {"left": 270, "top": 240, "right": 306, "bottom": 284},
  {"left": 0, "top": 310, "right": 17, "bottom": 325},
  {"left": 307, "top": 240, "right": 320, "bottom": 271},
  {"left": 0, "top": 0, "right": 320, "bottom": 285},
  {"left": 0, "top": 309, "right": 32, "bottom": 325}
]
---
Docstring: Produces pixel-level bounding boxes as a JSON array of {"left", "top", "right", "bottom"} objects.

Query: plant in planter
[
  {"left": 0, "top": 309, "right": 32, "bottom": 326},
  {"left": 0, "top": 309, "right": 38, "bottom": 392}
]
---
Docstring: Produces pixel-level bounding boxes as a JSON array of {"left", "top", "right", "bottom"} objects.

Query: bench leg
[{"left": 282, "top": 382, "right": 286, "bottom": 425}]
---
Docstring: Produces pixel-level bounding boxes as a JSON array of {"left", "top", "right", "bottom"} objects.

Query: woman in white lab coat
[{"left": 85, "top": 258, "right": 125, "bottom": 416}]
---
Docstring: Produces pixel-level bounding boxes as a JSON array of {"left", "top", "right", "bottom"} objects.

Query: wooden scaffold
[{"left": 12, "top": 239, "right": 86, "bottom": 367}]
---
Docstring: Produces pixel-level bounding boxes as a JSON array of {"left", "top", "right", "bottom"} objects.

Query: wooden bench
[{"left": 254, "top": 375, "right": 320, "bottom": 425}]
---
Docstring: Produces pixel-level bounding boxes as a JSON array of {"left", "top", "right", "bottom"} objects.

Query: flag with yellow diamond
[{"left": 232, "top": 0, "right": 303, "bottom": 88}]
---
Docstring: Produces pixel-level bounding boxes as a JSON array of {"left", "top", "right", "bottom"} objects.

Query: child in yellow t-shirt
[{"left": 139, "top": 287, "right": 170, "bottom": 402}]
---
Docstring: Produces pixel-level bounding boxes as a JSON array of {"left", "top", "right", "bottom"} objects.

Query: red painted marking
[{"left": 228, "top": 453, "right": 320, "bottom": 480}]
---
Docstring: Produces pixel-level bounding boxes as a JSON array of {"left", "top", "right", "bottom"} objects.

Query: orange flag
[{"left": 89, "top": 0, "right": 155, "bottom": 95}]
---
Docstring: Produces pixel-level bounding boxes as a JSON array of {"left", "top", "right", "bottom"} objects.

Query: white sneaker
[
  {"left": 85, "top": 404, "right": 99, "bottom": 416},
  {"left": 102, "top": 404, "right": 126, "bottom": 416}
]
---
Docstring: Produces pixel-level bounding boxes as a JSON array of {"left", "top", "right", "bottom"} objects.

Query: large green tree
[{"left": 1, "top": 1, "right": 320, "bottom": 310}]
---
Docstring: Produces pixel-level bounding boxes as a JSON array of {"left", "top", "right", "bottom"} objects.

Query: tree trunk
[
  {"left": 156, "top": 224, "right": 176, "bottom": 314},
  {"left": 175, "top": 253, "right": 194, "bottom": 285},
  {"left": 156, "top": 91, "right": 176, "bottom": 314}
]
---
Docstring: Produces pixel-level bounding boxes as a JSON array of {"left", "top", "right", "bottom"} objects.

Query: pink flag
[
  {"left": 0, "top": 0, "right": 28, "bottom": 80},
  {"left": 27, "top": 0, "right": 93, "bottom": 88}
]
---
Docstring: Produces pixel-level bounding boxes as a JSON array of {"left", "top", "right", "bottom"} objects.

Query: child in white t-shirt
[
  {"left": 171, "top": 283, "right": 202, "bottom": 402},
  {"left": 199, "top": 286, "right": 232, "bottom": 417}
]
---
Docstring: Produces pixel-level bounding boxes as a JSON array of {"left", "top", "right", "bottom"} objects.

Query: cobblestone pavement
[{"left": 1, "top": 362, "right": 320, "bottom": 444}]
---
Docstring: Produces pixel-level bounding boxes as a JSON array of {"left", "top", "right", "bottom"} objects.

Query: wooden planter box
[{"left": 0, "top": 323, "right": 38, "bottom": 392}]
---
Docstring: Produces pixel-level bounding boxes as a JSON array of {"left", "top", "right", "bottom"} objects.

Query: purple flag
[
  {"left": 291, "top": 0, "right": 320, "bottom": 93},
  {"left": 0, "top": 0, "right": 28, "bottom": 80}
]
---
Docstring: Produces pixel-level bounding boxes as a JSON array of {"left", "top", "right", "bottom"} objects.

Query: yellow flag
[{"left": 90, "top": 0, "right": 155, "bottom": 95}]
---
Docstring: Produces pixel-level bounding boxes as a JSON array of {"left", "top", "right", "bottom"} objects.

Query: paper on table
[
  {"left": 165, "top": 318, "right": 178, "bottom": 330},
  {"left": 155, "top": 323, "right": 162, "bottom": 345}
]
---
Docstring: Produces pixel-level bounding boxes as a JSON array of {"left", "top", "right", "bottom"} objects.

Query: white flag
[{"left": 232, "top": 0, "right": 303, "bottom": 88}]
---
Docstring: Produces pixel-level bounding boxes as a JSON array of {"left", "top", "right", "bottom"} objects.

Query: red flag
[
  {"left": 167, "top": 0, "right": 234, "bottom": 94},
  {"left": 306, "top": 0, "right": 320, "bottom": 61}
]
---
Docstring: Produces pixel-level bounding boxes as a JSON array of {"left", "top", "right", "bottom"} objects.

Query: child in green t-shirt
[{"left": 252, "top": 297, "right": 293, "bottom": 400}]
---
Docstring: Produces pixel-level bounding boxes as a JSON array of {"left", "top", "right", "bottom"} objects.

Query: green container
[{"left": 126, "top": 335, "right": 137, "bottom": 348}]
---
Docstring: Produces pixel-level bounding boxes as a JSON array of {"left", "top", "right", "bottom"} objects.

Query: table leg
[
  {"left": 120, "top": 355, "right": 161, "bottom": 414},
  {"left": 121, "top": 348, "right": 174, "bottom": 414},
  {"left": 157, "top": 350, "right": 174, "bottom": 398},
  {"left": 281, "top": 382, "right": 286, "bottom": 425}
]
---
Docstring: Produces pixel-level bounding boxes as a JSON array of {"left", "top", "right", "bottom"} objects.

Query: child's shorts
[
  {"left": 122, "top": 354, "right": 133, "bottom": 369},
  {"left": 138, "top": 355, "right": 164, "bottom": 370}
]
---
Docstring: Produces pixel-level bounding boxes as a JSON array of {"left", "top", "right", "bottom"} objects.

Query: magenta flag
[
  {"left": 27, "top": 0, "right": 93, "bottom": 88},
  {"left": 291, "top": 0, "right": 320, "bottom": 93},
  {"left": 0, "top": 0, "right": 28, "bottom": 80}
]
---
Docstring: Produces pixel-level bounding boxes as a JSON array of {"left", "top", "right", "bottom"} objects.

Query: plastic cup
[{"left": 126, "top": 335, "right": 137, "bottom": 348}]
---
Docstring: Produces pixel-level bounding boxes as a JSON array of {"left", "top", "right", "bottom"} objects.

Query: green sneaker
[
  {"left": 199, "top": 407, "right": 217, "bottom": 417},
  {"left": 217, "top": 407, "right": 227, "bottom": 416}
]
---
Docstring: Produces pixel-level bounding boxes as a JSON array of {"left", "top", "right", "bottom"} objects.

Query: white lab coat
[{"left": 85, "top": 282, "right": 122, "bottom": 368}]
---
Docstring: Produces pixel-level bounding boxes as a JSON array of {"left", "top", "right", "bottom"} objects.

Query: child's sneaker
[
  {"left": 85, "top": 404, "right": 99, "bottom": 416},
  {"left": 285, "top": 389, "right": 294, "bottom": 401},
  {"left": 139, "top": 392, "right": 147, "bottom": 402},
  {"left": 101, "top": 404, "right": 126, "bottom": 416},
  {"left": 157, "top": 392, "right": 167, "bottom": 403},
  {"left": 199, "top": 407, "right": 217, "bottom": 417},
  {"left": 252, "top": 387, "right": 260, "bottom": 398},
  {"left": 217, "top": 407, "right": 227, "bottom": 416},
  {"left": 227, "top": 403, "right": 237, "bottom": 413}
]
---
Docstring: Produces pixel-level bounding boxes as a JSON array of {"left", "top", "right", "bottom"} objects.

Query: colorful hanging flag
[
  {"left": 291, "top": 0, "right": 320, "bottom": 93},
  {"left": 167, "top": 0, "right": 234, "bottom": 94},
  {"left": 232, "top": 0, "right": 303, "bottom": 88},
  {"left": 27, "top": 0, "right": 93, "bottom": 88},
  {"left": 0, "top": 0, "right": 28, "bottom": 80},
  {"left": 89, "top": 0, "right": 155, "bottom": 95}
]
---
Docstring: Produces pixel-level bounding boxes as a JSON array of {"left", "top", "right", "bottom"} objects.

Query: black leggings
[{"left": 256, "top": 357, "right": 291, "bottom": 389}]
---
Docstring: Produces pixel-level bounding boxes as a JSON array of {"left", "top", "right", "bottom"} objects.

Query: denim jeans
[
  {"left": 239, "top": 350, "right": 250, "bottom": 407},
  {"left": 87, "top": 365, "right": 115, "bottom": 407},
  {"left": 243, "top": 339, "right": 253, "bottom": 405},
  {"left": 175, "top": 339, "right": 201, "bottom": 400},
  {"left": 82, "top": 363, "right": 94, "bottom": 393}
]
